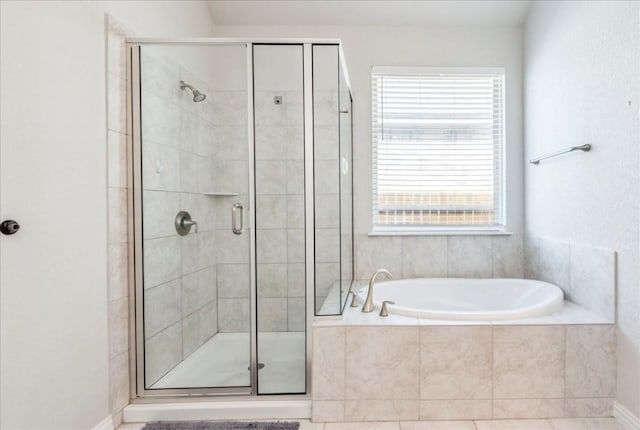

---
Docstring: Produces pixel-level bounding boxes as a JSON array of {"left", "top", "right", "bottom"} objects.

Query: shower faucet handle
[{"left": 175, "top": 211, "right": 197, "bottom": 236}]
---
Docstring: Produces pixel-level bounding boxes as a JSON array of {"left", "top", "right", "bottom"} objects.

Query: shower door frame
[{"left": 128, "top": 38, "right": 352, "bottom": 400}]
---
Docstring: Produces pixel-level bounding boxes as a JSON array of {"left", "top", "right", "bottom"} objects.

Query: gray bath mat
[{"left": 142, "top": 422, "right": 299, "bottom": 430}]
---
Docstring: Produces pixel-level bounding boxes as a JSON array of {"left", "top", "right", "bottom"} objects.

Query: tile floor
[{"left": 118, "top": 417, "right": 623, "bottom": 430}]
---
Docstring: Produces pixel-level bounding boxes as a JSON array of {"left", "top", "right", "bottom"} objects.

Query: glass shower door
[{"left": 136, "top": 43, "right": 252, "bottom": 392}]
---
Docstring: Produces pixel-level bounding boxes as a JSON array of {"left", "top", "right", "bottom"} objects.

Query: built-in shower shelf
[{"left": 203, "top": 192, "right": 240, "bottom": 196}]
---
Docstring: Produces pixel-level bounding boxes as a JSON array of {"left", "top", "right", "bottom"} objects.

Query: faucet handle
[
  {"left": 348, "top": 290, "right": 359, "bottom": 307},
  {"left": 379, "top": 301, "right": 395, "bottom": 317}
]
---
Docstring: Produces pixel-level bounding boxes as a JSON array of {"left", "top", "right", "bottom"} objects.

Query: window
[{"left": 371, "top": 67, "right": 506, "bottom": 233}]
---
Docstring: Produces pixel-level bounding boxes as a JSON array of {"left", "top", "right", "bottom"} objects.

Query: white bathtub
[{"left": 356, "top": 278, "right": 564, "bottom": 320}]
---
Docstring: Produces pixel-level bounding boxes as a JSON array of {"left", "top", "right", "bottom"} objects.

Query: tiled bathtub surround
[
  {"left": 355, "top": 234, "right": 524, "bottom": 281},
  {"left": 524, "top": 236, "right": 616, "bottom": 321},
  {"left": 312, "top": 316, "right": 616, "bottom": 422}
]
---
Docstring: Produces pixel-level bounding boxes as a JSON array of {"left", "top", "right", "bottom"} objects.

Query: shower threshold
[{"left": 151, "top": 331, "right": 306, "bottom": 394}]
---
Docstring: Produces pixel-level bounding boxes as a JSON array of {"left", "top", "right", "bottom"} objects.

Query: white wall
[
  {"left": 524, "top": 0, "right": 640, "bottom": 418},
  {"left": 0, "top": 2, "right": 215, "bottom": 429},
  {"left": 212, "top": 24, "right": 524, "bottom": 236}
]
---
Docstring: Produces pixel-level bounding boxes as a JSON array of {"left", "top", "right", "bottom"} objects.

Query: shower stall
[{"left": 129, "top": 40, "right": 353, "bottom": 398}]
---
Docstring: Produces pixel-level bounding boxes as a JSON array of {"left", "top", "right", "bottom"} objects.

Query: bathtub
[{"left": 355, "top": 278, "right": 564, "bottom": 320}]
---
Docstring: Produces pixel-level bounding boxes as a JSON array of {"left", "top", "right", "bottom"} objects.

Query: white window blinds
[{"left": 371, "top": 67, "right": 506, "bottom": 231}]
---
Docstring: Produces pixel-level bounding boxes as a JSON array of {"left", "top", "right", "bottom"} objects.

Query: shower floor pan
[{"left": 150, "top": 331, "right": 306, "bottom": 394}]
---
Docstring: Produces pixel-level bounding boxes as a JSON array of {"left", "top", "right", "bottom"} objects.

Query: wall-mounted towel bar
[{"left": 529, "top": 144, "right": 591, "bottom": 165}]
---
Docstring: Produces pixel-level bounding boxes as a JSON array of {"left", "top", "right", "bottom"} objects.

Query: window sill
[{"left": 368, "top": 230, "right": 513, "bottom": 237}]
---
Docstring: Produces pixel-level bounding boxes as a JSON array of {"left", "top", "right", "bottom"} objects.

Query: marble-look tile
[
  {"left": 493, "top": 326, "right": 565, "bottom": 399},
  {"left": 288, "top": 298, "right": 306, "bottom": 331},
  {"left": 315, "top": 160, "right": 340, "bottom": 195},
  {"left": 287, "top": 229, "right": 306, "bottom": 263},
  {"left": 143, "top": 190, "right": 180, "bottom": 239},
  {"left": 258, "top": 298, "right": 288, "bottom": 332},
  {"left": 549, "top": 418, "right": 620, "bottom": 430},
  {"left": 144, "top": 280, "right": 181, "bottom": 339},
  {"left": 447, "top": 236, "right": 493, "bottom": 278},
  {"left": 256, "top": 195, "right": 288, "bottom": 229},
  {"left": 145, "top": 322, "right": 182, "bottom": 386},
  {"left": 218, "top": 229, "right": 250, "bottom": 264},
  {"left": 288, "top": 263, "right": 306, "bottom": 298},
  {"left": 316, "top": 194, "right": 340, "bottom": 228},
  {"left": 141, "top": 91, "right": 182, "bottom": 149},
  {"left": 524, "top": 236, "right": 542, "bottom": 279},
  {"left": 256, "top": 229, "right": 288, "bottom": 263},
  {"left": 217, "top": 264, "right": 250, "bottom": 298},
  {"left": 218, "top": 91, "right": 247, "bottom": 126},
  {"left": 312, "top": 327, "right": 346, "bottom": 400},
  {"left": 285, "top": 91, "right": 304, "bottom": 126},
  {"left": 565, "top": 326, "right": 616, "bottom": 398},
  {"left": 345, "top": 400, "right": 419, "bottom": 422},
  {"left": 568, "top": 244, "right": 615, "bottom": 321},
  {"left": 109, "top": 352, "right": 130, "bottom": 418},
  {"left": 210, "top": 125, "right": 247, "bottom": 161},
  {"left": 312, "top": 400, "right": 345, "bottom": 423},
  {"left": 286, "top": 126, "right": 304, "bottom": 160},
  {"left": 214, "top": 160, "right": 249, "bottom": 193},
  {"left": 297, "top": 421, "right": 325, "bottom": 430},
  {"left": 313, "top": 91, "right": 339, "bottom": 126},
  {"left": 109, "top": 297, "right": 129, "bottom": 359},
  {"left": 402, "top": 237, "right": 447, "bottom": 279},
  {"left": 325, "top": 422, "right": 399, "bottom": 430},
  {"left": 181, "top": 231, "right": 217, "bottom": 275},
  {"left": 108, "top": 130, "right": 128, "bottom": 188},
  {"left": 180, "top": 192, "right": 217, "bottom": 232},
  {"left": 255, "top": 126, "right": 288, "bottom": 160},
  {"left": 109, "top": 187, "right": 129, "bottom": 244},
  {"left": 108, "top": 72, "right": 127, "bottom": 134},
  {"left": 400, "top": 421, "right": 476, "bottom": 430},
  {"left": 182, "top": 301, "right": 217, "bottom": 357},
  {"left": 287, "top": 160, "right": 305, "bottom": 195},
  {"left": 256, "top": 160, "right": 287, "bottom": 194},
  {"left": 345, "top": 327, "right": 419, "bottom": 400},
  {"left": 217, "top": 298, "right": 250, "bottom": 333},
  {"left": 108, "top": 243, "right": 129, "bottom": 301},
  {"left": 287, "top": 194, "right": 305, "bottom": 229},
  {"left": 534, "top": 237, "right": 570, "bottom": 290},
  {"left": 257, "top": 263, "right": 287, "bottom": 298},
  {"left": 143, "top": 236, "right": 181, "bottom": 288},
  {"left": 181, "top": 266, "right": 216, "bottom": 316},
  {"left": 355, "top": 235, "right": 402, "bottom": 280},
  {"left": 420, "top": 326, "right": 492, "bottom": 399},
  {"left": 563, "top": 398, "right": 614, "bottom": 418},
  {"left": 314, "top": 124, "right": 340, "bottom": 160},
  {"left": 493, "top": 399, "right": 565, "bottom": 419},
  {"left": 316, "top": 228, "right": 340, "bottom": 263},
  {"left": 142, "top": 142, "right": 181, "bottom": 192},
  {"left": 474, "top": 420, "right": 553, "bottom": 430},
  {"left": 254, "top": 91, "right": 287, "bottom": 126},
  {"left": 493, "top": 235, "right": 524, "bottom": 278},
  {"left": 107, "top": 19, "right": 127, "bottom": 79},
  {"left": 419, "top": 400, "right": 492, "bottom": 420}
]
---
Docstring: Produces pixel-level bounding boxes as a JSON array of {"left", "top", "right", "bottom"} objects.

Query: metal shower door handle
[{"left": 232, "top": 203, "right": 244, "bottom": 235}]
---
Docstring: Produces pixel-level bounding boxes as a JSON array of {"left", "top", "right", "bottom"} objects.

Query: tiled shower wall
[
  {"left": 139, "top": 47, "right": 249, "bottom": 385},
  {"left": 106, "top": 16, "right": 131, "bottom": 426}
]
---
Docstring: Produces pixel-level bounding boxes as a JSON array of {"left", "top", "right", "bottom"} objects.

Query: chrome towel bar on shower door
[{"left": 529, "top": 144, "right": 591, "bottom": 165}]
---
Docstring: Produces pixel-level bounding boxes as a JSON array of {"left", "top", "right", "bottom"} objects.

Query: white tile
[
  {"left": 565, "top": 326, "right": 616, "bottom": 398},
  {"left": 314, "top": 124, "right": 340, "bottom": 160},
  {"left": 181, "top": 231, "right": 217, "bottom": 275},
  {"left": 257, "top": 229, "right": 288, "bottom": 263},
  {"left": 315, "top": 194, "right": 340, "bottom": 228},
  {"left": 420, "top": 326, "right": 492, "bottom": 399},
  {"left": 568, "top": 244, "right": 615, "bottom": 321},
  {"left": 181, "top": 266, "right": 216, "bottom": 316},
  {"left": 143, "top": 190, "right": 180, "bottom": 239},
  {"left": 288, "top": 298, "right": 306, "bottom": 331},
  {"left": 142, "top": 142, "right": 181, "bottom": 192},
  {"left": 256, "top": 195, "right": 288, "bottom": 229},
  {"left": 493, "top": 235, "right": 524, "bottom": 278},
  {"left": 287, "top": 263, "right": 306, "bottom": 298},
  {"left": 257, "top": 263, "right": 288, "bottom": 298},
  {"left": 315, "top": 160, "right": 340, "bottom": 194},
  {"left": 217, "top": 263, "right": 250, "bottom": 298},
  {"left": 258, "top": 298, "right": 288, "bottom": 331},
  {"left": 447, "top": 236, "right": 493, "bottom": 278},
  {"left": 217, "top": 298, "right": 250, "bottom": 333},
  {"left": 287, "top": 229, "right": 306, "bottom": 263},
  {"left": 493, "top": 326, "right": 565, "bottom": 399},
  {"left": 287, "top": 160, "right": 305, "bottom": 195},
  {"left": 144, "top": 279, "right": 181, "bottom": 339},
  {"left": 182, "top": 301, "right": 217, "bottom": 357},
  {"left": 218, "top": 229, "right": 250, "bottom": 264},
  {"left": 255, "top": 126, "right": 288, "bottom": 160},
  {"left": 402, "top": 236, "right": 447, "bottom": 279},
  {"left": 143, "top": 236, "right": 181, "bottom": 288},
  {"left": 145, "top": 322, "right": 183, "bottom": 386},
  {"left": 345, "top": 327, "right": 419, "bottom": 400},
  {"left": 210, "top": 125, "right": 248, "bottom": 161},
  {"left": 287, "top": 194, "right": 305, "bottom": 229},
  {"left": 180, "top": 192, "right": 217, "bottom": 232},
  {"left": 536, "top": 237, "right": 570, "bottom": 290},
  {"left": 316, "top": 228, "right": 340, "bottom": 263},
  {"left": 256, "top": 160, "right": 287, "bottom": 194},
  {"left": 474, "top": 420, "right": 553, "bottom": 430}
]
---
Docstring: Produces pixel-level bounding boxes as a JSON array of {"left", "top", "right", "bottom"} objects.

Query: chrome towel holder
[{"left": 529, "top": 144, "right": 591, "bottom": 165}]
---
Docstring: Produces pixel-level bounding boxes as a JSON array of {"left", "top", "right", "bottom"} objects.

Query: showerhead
[{"left": 179, "top": 80, "right": 207, "bottom": 103}]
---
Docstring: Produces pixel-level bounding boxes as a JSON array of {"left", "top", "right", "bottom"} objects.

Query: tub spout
[{"left": 362, "top": 269, "right": 393, "bottom": 313}]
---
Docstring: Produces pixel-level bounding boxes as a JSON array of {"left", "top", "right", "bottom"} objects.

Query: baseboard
[
  {"left": 615, "top": 401, "right": 640, "bottom": 430},
  {"left": 92, "top": 415, "right": 114, "bottom": 430}
]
